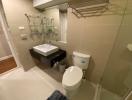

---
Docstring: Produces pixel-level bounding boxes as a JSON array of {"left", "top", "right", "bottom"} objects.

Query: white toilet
[{"left": 62, "top": 51, "right": 90, "bottom": 98}]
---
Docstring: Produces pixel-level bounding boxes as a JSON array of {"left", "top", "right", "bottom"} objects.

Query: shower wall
[
  {"left": 0, "top": 24, "right": 11, "bottom": 58},
  {"left": 2, "top": 0, "right": 42, "bottom": 70},
  {"left": 101, "top": 0, "right": 132, "bottom": 97}
]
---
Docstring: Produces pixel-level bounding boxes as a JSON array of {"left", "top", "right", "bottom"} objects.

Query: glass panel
[{"left": 99, "top": 0, "right": 132, "bottom": 99}]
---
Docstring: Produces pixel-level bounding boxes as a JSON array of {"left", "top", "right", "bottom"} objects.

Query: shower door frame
[
  {"left": 0, "top": 1, "right": 21, "bottom": 69},
  {"left": 95, "top": 0, "right": 132, "bottom": 99}
]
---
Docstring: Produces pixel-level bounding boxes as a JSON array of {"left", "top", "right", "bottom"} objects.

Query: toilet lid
[{"left": 62, "top": 66, "right": 83, "bottom": 87}]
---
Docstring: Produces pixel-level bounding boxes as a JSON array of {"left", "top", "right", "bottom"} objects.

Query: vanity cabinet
[{"left": 30, "top": 49, "right": 66, "bottom": 67}]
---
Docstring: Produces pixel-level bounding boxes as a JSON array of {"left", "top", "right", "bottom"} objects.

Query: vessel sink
[{"left": 33, "top": 44, "right": 59, "bottom": 56}]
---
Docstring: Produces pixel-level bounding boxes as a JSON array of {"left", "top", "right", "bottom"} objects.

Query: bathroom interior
[{"left": 0, "top": 0, "right": 132, "bottom": 100}]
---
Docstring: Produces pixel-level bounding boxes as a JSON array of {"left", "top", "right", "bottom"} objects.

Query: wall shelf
[{"left": 69, "top": 0, "right": 109, "bottom": 18}]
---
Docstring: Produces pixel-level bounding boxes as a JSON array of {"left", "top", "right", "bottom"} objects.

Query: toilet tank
[{"left": 73, "top": 52, "right": 90, "bottom": 70}]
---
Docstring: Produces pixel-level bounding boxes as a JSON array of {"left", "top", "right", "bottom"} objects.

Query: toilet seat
[{"left": 62, "top": 66, "right": 83, "bottom": 90}]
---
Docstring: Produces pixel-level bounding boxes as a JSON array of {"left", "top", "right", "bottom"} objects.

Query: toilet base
[{"left": 65, "top": 85, "right": 81, "bottom": 99}]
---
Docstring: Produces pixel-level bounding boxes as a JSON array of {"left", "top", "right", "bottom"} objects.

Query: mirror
[{"left": 42, "top": 3, "right": 68, "bottom": 43}]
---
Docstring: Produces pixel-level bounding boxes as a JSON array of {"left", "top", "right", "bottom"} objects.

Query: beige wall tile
[{"left": 2, "top": 0, "right": 43, "bottom": 70}]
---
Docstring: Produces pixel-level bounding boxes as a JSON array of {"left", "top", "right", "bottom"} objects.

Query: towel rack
[{"left": 69, "top": 0, "right": 110, "bottom": 18}]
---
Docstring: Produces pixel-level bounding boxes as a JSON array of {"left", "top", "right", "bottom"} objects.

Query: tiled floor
[
  {"left": 0, "top": 67, "right": 62, "bottom": 100},
  {"left": 0, "top": 67, "right": 96, "bottom": 100},
  {"left": 0, "top": 66, "right": 123, "bottom": 100},
  {"left": 71, "top": 80, "right": 96, "bottom": 100},
  {"left": 99, "top": 87, "right": 121, "bottom": 100}
]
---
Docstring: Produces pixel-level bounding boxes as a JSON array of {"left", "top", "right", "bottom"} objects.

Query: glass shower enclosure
[{"left": 98, "top": 0, "right": 132, "bottom": 100}]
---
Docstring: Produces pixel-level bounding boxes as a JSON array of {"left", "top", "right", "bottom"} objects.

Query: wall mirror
[{"left": 41, "top": 3, "right": 68, "bottom": 43}]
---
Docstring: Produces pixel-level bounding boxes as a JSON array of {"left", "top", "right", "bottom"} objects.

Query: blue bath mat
[{"left": 47, "top": 90, "right": 68, "bottom": 100}]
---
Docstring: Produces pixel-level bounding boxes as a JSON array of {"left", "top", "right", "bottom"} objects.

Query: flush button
[{"left": 19, "top": 26, "right": 25, "bottom": 30}]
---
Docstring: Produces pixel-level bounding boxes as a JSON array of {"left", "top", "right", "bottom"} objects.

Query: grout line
[
  {"left": 31, "top": 66, "right": 65, "bottom": 94},
  {"left": 31, "top": 67, "right": 56, "bottom": 89},
  {"left": 93, "top": 84, "right": 101, "bottom": 100}
]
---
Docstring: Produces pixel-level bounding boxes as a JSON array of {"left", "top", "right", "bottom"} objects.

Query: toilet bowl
[
  {"left": 62, "top": 66, "right": 83, "bottom": 90},
  {"left": 62, "top": 66, "right": 83, "bottom": 97},
  {"left": 62, "top": 51, "right": 91, "bottom": 98}
]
